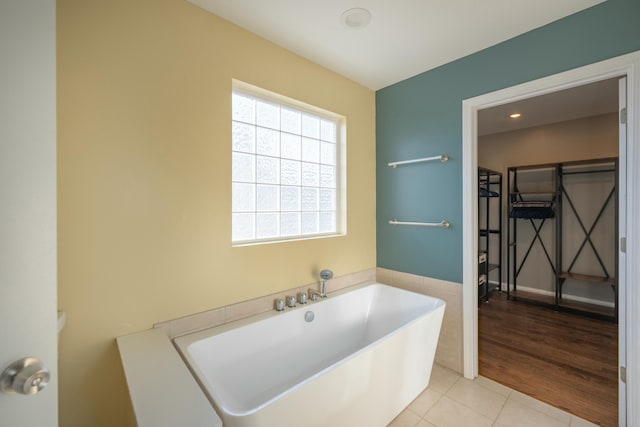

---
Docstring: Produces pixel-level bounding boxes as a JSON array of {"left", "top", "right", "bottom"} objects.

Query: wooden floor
[{"left": 479, "top": 291, "right": 618, "bottom": 426}]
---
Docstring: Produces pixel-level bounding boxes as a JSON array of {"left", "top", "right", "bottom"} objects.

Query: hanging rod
[
  {"left": 389, "top": 219, "right": 450, "bottom": 228},
  {"left": 388, "top": 155, "right": 448, "bottom": 168}
]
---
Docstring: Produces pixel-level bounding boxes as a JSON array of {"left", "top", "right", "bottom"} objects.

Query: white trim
[
  {"left": 462, "top": 94, "right": 479, "bottom": 378},
  {"left": 618, "top": 75, "right": 628, "bottom": 427},
  {"left": 625, "top": 54, "right": 640, "bottom": 427},
  {"left": 489, "top": 281, "right": 616, "bottom": 308},
  {"left": 500, "top": 284, "right": 616, "bottom": 308},
  {"left": 462, "top": 51, "right": 640, "bottom": 426}
]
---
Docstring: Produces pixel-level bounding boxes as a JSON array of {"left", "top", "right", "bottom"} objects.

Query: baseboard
[{"left": 494, "top": 281, "right": 615, "bottom": 308}]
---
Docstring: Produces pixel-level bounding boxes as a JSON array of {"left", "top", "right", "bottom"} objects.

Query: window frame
[{"left": 231, "top": 80, "right": 346, "bottom": 246}]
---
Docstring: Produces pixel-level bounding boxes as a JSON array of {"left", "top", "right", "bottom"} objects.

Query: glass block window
[{"left": 232, "top": 82, "right": 344, "bottom": 244}]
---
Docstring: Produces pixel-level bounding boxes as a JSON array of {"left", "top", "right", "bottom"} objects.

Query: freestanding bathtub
[{"left": 174, "top": 283, "right": 445, "bottom": 427}]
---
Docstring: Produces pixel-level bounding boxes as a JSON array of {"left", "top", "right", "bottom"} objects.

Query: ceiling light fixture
[
  {"left": 341, "top": 8, "right": 372, "bottom": 29},
  {"left": 509, "top": 113, "right": 522, "bottom": 118}
]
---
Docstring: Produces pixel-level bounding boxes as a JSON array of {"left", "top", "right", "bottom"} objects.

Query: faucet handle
[
  {"left": 286, "top": 295, "right": 296, "bottom": 308},
  {"left": 274, "top": 298, "right": 285, "bottom": 311},
  {"left": 297, "top": 292, "right": 308, "bottom": 304}
]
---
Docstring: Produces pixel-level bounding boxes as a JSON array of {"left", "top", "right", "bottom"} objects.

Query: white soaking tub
[{"left": 174, "top": 283, "right": 445, "bottom": 427}]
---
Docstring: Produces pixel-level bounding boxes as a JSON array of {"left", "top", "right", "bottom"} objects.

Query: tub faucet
[{"left": 309, "top": 269, "right": 333, "bottom": 301}]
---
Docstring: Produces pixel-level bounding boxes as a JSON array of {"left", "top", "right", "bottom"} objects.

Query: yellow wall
[{"left": 56, "top": 1, "right": 376, "bottom": 426}]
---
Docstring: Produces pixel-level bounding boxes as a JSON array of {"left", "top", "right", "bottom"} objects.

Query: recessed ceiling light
[
  {"left": 509, "top": 113, "right": 522, "bottom": 119},
  {"left": 341, "top": 8, "right": 372, "bottom": 29}
]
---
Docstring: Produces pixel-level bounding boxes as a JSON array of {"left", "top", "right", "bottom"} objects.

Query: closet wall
[{"left": 478, "top": 112, "right": 618, "bottom": 305}]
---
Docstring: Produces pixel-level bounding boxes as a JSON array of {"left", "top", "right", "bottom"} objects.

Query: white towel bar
[
  {"left": 389, "top": 219, "right": 450, "bottom": 228},
  {"left": 388, "top": 155, "right": 448, "bottom": 168}
]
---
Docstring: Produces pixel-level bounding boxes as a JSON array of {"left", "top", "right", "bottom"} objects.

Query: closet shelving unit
[
  {"left": 507, "top": 163, "right": 557, "bottom": 310},
  {"left": 556, "top": 158, "right": 618, "bottom": 321},
  {"left": 478, "top": 168, "right": 502, "bottom": 302},
  {"left": 507, "top": 158, "right": 618, "bottom": 321}
]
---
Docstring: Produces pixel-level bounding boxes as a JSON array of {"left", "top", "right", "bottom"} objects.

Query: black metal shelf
[
  {"left": 506, "top": 158, "right": 618, "bottom": 322},
  {"left": 558, "top": 271, "right": 616, "bottom": 286},
  {"left": 509, "top": 191, "right": 556, "bottom": 195},
  {"left": 479, "top": 228, "right": 500, "bottom": 235},
  {"left": 478, "top": 167, "right": 502, "bottom": 303}
]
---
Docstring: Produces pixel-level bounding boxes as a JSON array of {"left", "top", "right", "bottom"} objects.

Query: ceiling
[
  {"left": 478, "top": 77, "right": 620, "bottom": 136},
  {"left": 188, "top": 0, "right": 605, "bottom": 90}
]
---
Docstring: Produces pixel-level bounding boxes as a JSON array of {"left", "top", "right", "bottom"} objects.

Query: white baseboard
[{"left": 493, "top": 281, "right": 615, "bottom": 308}]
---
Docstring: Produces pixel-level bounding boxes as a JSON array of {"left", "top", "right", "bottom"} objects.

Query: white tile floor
[{"left": 388, "top": 364, "right": 601, "bottom": 427}]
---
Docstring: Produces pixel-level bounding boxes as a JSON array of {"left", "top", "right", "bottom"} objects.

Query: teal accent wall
[{"left": 376, "top": 0, "right": 640, "bottom": 283}]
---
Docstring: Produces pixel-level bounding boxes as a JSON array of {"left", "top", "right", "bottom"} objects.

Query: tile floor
[{"left": 388, "top": 364, "right": 601, "bottom": 427}]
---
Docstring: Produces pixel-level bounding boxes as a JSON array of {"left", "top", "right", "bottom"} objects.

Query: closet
[{"left": 506, "top": 158, "right": 618, "bottom": 321}]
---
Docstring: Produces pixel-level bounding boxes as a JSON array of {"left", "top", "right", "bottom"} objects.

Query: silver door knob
[{"left": 0, "top": 357, "right": 50, "bottom": 395}]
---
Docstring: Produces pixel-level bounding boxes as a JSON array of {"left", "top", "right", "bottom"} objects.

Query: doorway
[
  {"left": 461, "top": 51, "right": 640, "bottom": 427},
  {"left": 476, "top": 78, "right": 620, "bottom": 425}
]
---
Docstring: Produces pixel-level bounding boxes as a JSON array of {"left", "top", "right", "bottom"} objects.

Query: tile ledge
[{"left": 117, "top": 329, "right": 222, "bottom": 427}]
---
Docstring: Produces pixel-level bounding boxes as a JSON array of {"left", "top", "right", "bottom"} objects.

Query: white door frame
[
  {"left": 462, "top": 51, "right": 640, "bottom": 426},
  {"left": 618, "top": 76, "right": 628, "bottom": 426}
]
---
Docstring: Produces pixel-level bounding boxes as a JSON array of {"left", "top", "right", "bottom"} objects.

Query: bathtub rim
[
  {"left": 173, "top": 280, "right": 369, "bottom": 340},
  {"left": 173, "top": 282, "right": 443, "bottom": 341}
]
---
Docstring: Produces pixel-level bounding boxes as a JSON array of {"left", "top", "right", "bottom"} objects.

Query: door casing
[{"left": 462, "top": 50, "right": 640, "bottom": 426}]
